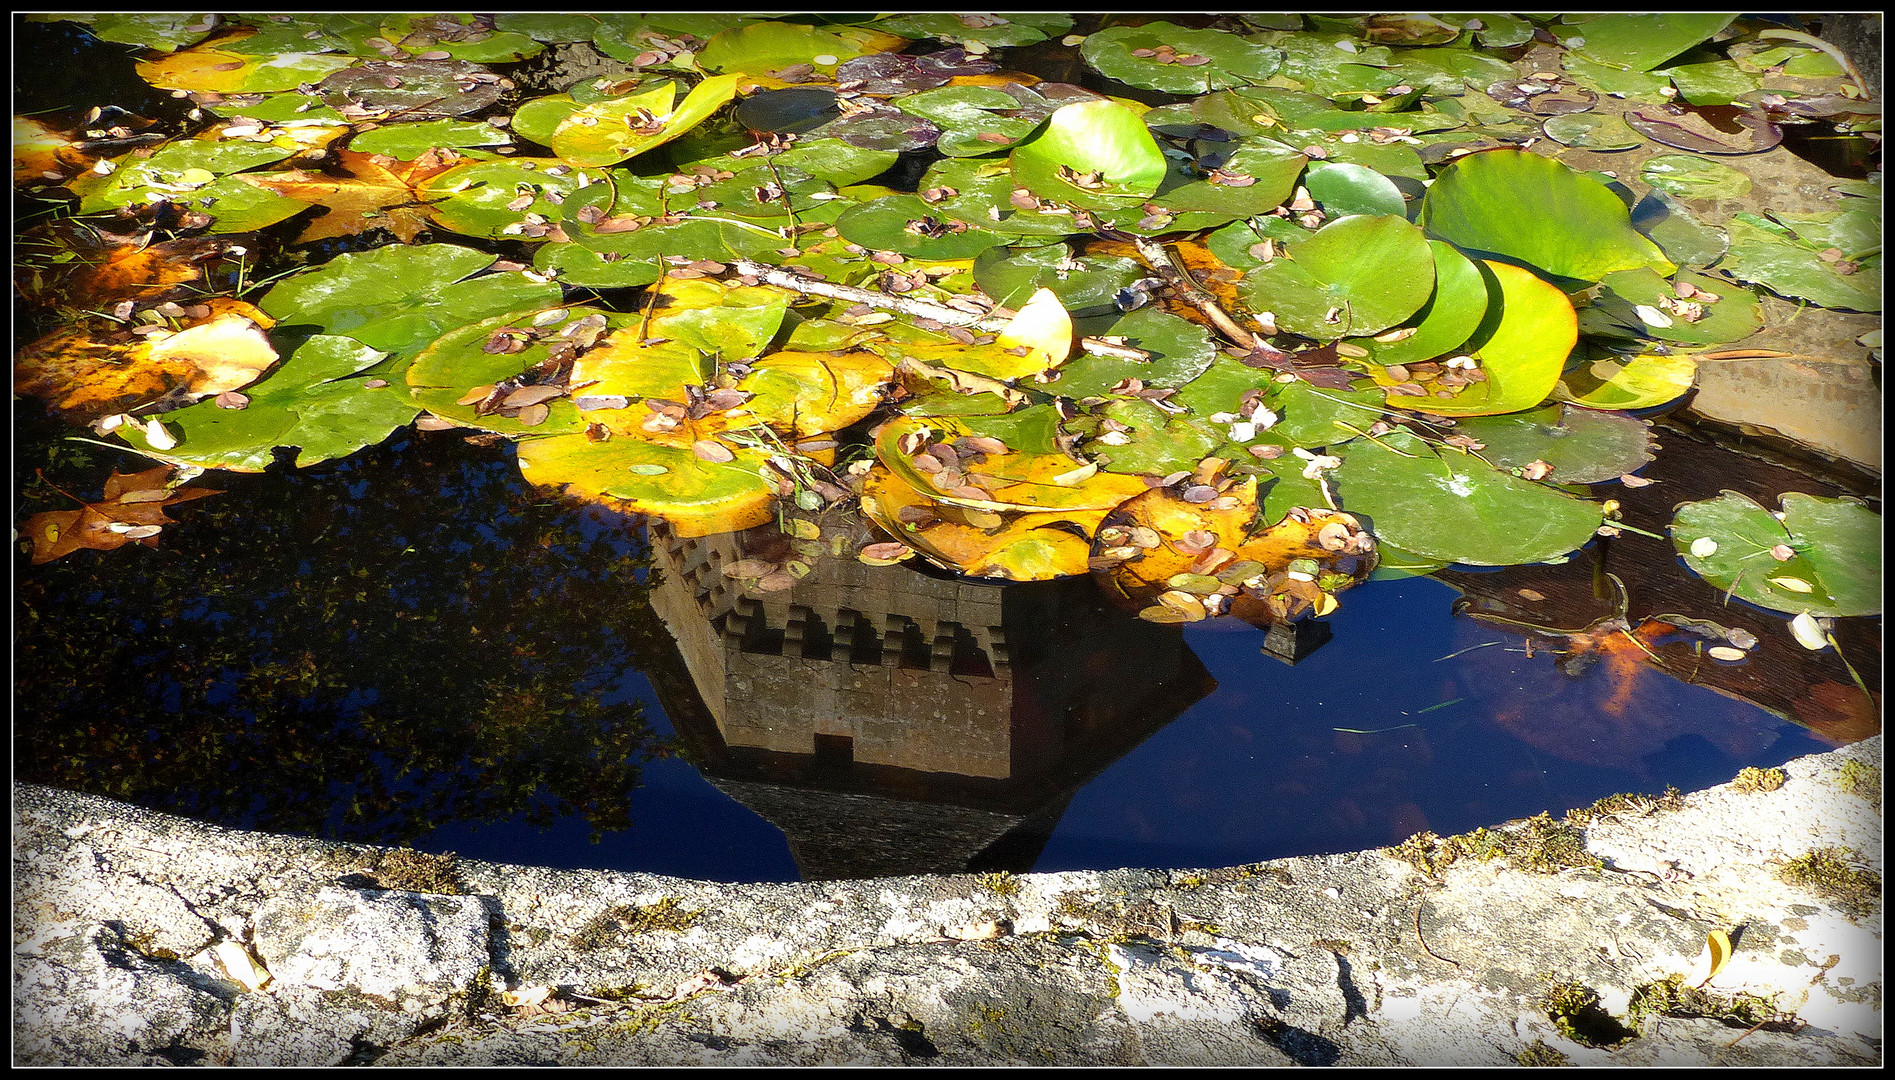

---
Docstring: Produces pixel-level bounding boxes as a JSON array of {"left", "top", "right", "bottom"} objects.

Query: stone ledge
[{"left": 12, "top": 736, "right": 1881, "bottom": 1066}]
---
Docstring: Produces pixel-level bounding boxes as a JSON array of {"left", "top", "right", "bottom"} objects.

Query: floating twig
[
  {"left": 726, "top": 258, "right": 1150, "bottom": 362},
  {"left": 1121, "top": 234, "right": 1265, "bottom": 350}
]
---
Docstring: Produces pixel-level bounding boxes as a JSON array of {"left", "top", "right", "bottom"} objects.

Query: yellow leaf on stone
[
  {"left": 1686, "top": 928, "right": 1734, "bottom": 987},
  {"left": 994, "top": 287, "right": 1073, "bottom": 373},
  {"left": 211, "top": 940, "right": 272, "bottom": 992}
]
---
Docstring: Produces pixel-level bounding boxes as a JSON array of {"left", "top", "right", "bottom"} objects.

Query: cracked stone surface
[{"left": 12, "top": 736, "right": 1881, "bottom": 1066}]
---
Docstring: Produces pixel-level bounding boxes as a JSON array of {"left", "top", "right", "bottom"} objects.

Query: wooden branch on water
[
  {"left": 1123, "top": 235, "right": 1266, "bottom": 351},
  {"left": 725, "top": 258, "right": 1151, "bottom": 362}
]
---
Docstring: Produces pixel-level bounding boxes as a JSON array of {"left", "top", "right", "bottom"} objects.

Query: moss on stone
[
  {"left": 1777, "top": 847, "right": 1880, "bottom": 919},
  {"left": 977, "top": 871, "right": 1021, "bottom": 897},
  {"left": 371, "top": 847, "right": 465, "bottom": 895},
  {"left": 1836, "top": 758, "right": 1880, "bottom": 811},
  {"left": 1387, "top": 813, "right": 1599, "bottom": 878},
  {"left": 571, "top": 897, "right": 703, "bottom": 949},
  {"left": 1564, "top": 787, "right": 1685, "bottom": 827},
  {"left": 1626, "top": 974, "right": 1782, "bottom": 1030},
  {"left": 1516, "top": 1039, "right": 1572, "bottom": 1066},
  {"left": 1540, "top": 978, "right": 1638, "bottom": 1048},
  {"left": 1309, "top": 938, "right": 1353, "bottom": 956},
  {"left": 1731, "top": 766, "right": 1787, "bottom": 793}
]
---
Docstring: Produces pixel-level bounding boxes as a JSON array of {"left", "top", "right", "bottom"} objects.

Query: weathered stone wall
[{"left": 13, "top": 736, "right": 1881, "bottom": 1066}]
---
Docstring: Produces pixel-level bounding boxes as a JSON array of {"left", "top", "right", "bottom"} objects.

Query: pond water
[
  {"left": 15, "top": 404, "right": 1866, "bottom": 882},
  {"left": 11, "top": 14, "right": 1880, "bottom": 883}
]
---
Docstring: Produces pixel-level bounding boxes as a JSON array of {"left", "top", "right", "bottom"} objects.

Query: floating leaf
[
  {"left": 1301, "top": 162, "right": 1407, "bottom": 218},
  {"left": 1334, "top": 428, "right": 1603, "bottom": 566},
  {"left": 1354, "top": 240, "right": 1490, "bottom": 368},
  {"left": 23, "top": 465, "right": 221, "bottom": 564},
  {"left": 696, "top": 21, "right": 882, "bottom": 75},
  {"left": 1009, "top": 100, "right": 1169, "bottom": 210},
  {"left": 15, "top": 301, "right": 279, "bottom": 424},
  {"left": 69, "top": 138, "right": 306, "bottom": 233},
  {"left": 992, "top": 288, "right": 1073, "bottom": 372},
  {"left": 1639, "top": 154, "right": 1753, "bottom": 201},
  {"left": 1079, "top": 22, "right": 1282, "bottom": 94},
  {"left": 834, "top": 194, "right": 1011, "bottom": 260},
  {"left": 1447, "top": 405, "right": 1654, "bottom": 484},
  {"left": 874, "top": 414, "right": 1146, "bottom": 514},
  {"left": 973, "top": 243, "right": 1142, "bottom": 313},
  {"left": 347, "top": 119, "right": 512, "bottom": 160},
  {"left": 1671, "top": 491, "right": 1880, "bottom": 618},
  {"left": 135, "top": 37, "right": 355, "bottom": 93},
  {"left": 1567, "top": 14, "right": 1738, "bottom": 73},
  {"left": 260, "top": 244, "right": 560, "bottom": 357},
  {"left": 1718, "top": 215, "right": 1881, "bottom": 313},
  {"left": 893, "top": 84, "right": 1047, "bottom": 157},
  {"left": 118, "top": 335, "right": 417, "bottom": 472},
  {"left": 405, "top": 308, "right": 602, "bottom": 435},
  {"left": 1556, "top": 352, "right": 1697, "bottom": 411},
  {"left": 1420, "top": 148, "right": 1674, "bottom": 283},
  {"left": 1630, "top": 190, "right": 1729, "bottom": 270},
  {"left": 243, "top": 150, "right": 454, "bottom": 244},
  {"left": 1789, "top": 612, "right": 1829, "bottom": 651},
  {"left": 873, "top": 13, "right": 1070, "bottom": 49},
  {"left": 1238, "top": 214, "right": 1435, "bottom": 340},
  {"left": 1542, "top": 111, "right": 1645, "bottom": 151},
  {"left": 552, "top": 74, "right": 740, "bottom": 168},
  {"left": 1624, "top": 104, "right": 1780, "bottom": 156},
  {"left": 1054, "top": 308, "right": 1217, "bottom": 399},
  {"left": 859, "top": 466, "right": 1101, "bottom": 582},
  {"left": 1583, "top": 269, "right": 1761, "bottom": 346},
  {"left": 518, "top": 433, "right": 778, "bottom": 538}
]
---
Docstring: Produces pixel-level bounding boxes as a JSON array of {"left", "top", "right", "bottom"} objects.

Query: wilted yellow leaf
[
  {"left": 1686, "top": 928, "right": 1733, "bottom": 987},
  {"left": 993, "top": 287, "right": 1073, "bottom": 372}
]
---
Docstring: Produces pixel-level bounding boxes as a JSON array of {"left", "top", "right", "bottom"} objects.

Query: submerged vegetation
[{"left": 11, "top": 17, "right": 1880, "bottom": 654}]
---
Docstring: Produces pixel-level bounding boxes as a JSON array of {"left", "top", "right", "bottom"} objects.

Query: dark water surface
[
  {"left": 16, "top": 406, "right": 1857, "bottom": 882},
  {"left": 11, "top": 16, "right": 1875, "bottom": 882}
]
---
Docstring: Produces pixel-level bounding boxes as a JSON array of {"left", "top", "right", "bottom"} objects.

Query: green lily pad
[
  {"left": 1662, "top": 58, "right": 1761, "bottom": 106},
  {"left": 1335, "top": 427, "right": 1603, "bottom": 566},
  {"left": 974, "top": 244, "right": 1143, "bottom": 313},
  {"left": 1558, "top": 53, "right": 1676, "bottom": 103},
  {"left": 1079, "top": 22, "right": 1282, "bottom": 94},
  {"left": 696, "top": 21, "right": 864, "bottom": 75},
  {"left": 348, "top": 119, "right": 512, "bottom": 159},
  {"left": 1555, "top": 352, "right": 1696, "bottom": 411},
  {"left": 1302, "top": 161, "right": 1407, "bottom": 218},
  {"left": 118, "top": 334, "right": 419, "bottom": 472},
  {"left": 87, "top": 13, "right": 218, "bottom": 52},
  {"left": 646, "top": 278, "right": 792, "bottom": 362},
  {"left": 1353, "top": 240, "right": 1491, "bottom": 368},
  {"left": 517, "top": 433, "right": 780, "bottom": 539},
  {"left": 1720, "top": 214, "right": 1881, "bottom": 312},
  {"left": 1630, "top": 189, "right": 1729, "bottom": 269},
  {"left": 1765, "top": 208, "right": 1881, "bottom": 260},
  {"left": 492, "top": 13, "right": 605, "bottom": 42},
  {"left": 834, "top": 194, "right": 1011, "bottom": 259},
  {"left": 1010, "top": 100, "right": 1169, "bottom": 211},
  {"left": 1398, "top": 260, "right": 1576, "bottom": 416},
  {"left": 1640, "top": 154, "right": 1753, "bottom": 201},
  {"left": 1567, "top": 14, "right": 1737, "bottom": 73},
  {"left": 1083, "top": 398, "right": 1221, "bottom": 476},
  {"left": 405, "top": 308, "right": 604, "bottom": 435},
  {"left": 416, "top": 159, "right": 612, "bottom": 239},
  {"left": 1205, "top": 219, "right": 1313, "bottom": 270},
  {"left": 1257, "top": 31, "right": 1394, "bottom": 90},
  {"left": 873, "top": 13, "right": 1071, "bottom": 49},
  {"left": 1140, "top": 140, "right": 1308, "bottom": 225},
  {"left": 551, "top": 75, "right": 740, "bottom": 168},
  {"left": 1671, "top": 491, "right": 1880, "bottom": 617},
  {"left": 510, "top": 95, "right": 587, "bottom": 146},
  {"left": 375, "top": 15, "right": 543, "bottom": 63},
  {"left": 1586, "top": 268, "right": 1761, "bottom": 346},
  {"left": 71, "top": 139, "right": 302, "bottom": 228},
  {"left": 1541, "top": 111, "right": 1645, "bottom": 151},
  {"left": 1448, "top": 404, "right": 1654, "bottom": 483},
  {"left": 261, "top": 244, "right": 561, "bottom": 357},
  {"left": 908, "top": 158, "right": 1083, "bottom": 238},
  {"left": 1053, "top": 309, "right": 1218, "bottom": 398},
  {"left": 534, "top": 217, "right": 788, "bottom": 288},
  {"left": 1452, "top": 13, "right": 1534, "bottom": 48},
  {"left": 894, "top": 84, "right": 1043, "bottom": 157},
  {"left": 1421, "top": 148, "right": 1675, "bottom": 283},
  {"left": 1239, "top": 213, "right": 1435, "bottom": 340},
  {"left": 1321, "top": 139, "right": 1429, "bottom": 182}
]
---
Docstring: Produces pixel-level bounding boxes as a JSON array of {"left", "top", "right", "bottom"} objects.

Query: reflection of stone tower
[{"left": 644, "top": 521, "right": 1217, "bottom": 880}]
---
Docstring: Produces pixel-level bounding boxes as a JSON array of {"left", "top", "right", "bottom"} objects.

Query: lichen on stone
[
  {"left": 1777, "top": 847, "right": 1880, "bottom": 920},
  {"left": 1731, "top": 766, "right": 1787, "bottom": 794},
  {"left": 370, "top": 847, "right": 465, "bottom": 895},
  {"left": 571, "top": 897, "right": 703, "bottom": 949},
  {"left": 977, "top": 871, "right": 1020, "bottom": 897},
  {"left": 1387, "top": 813, "right": 1600, "bottom": 878},
  {"left": 1836, "top": 758, "right": 1880, "bottom": 811},
  {"left": 1564, "top": 787, "right": 1685, "bottom": 827}
]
